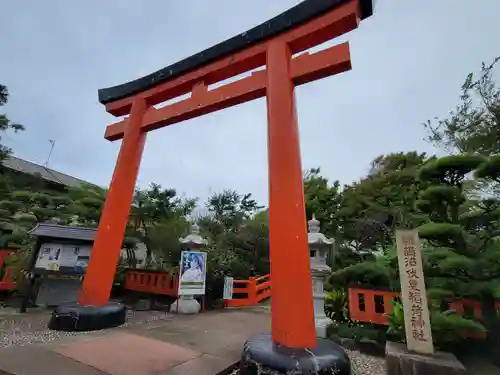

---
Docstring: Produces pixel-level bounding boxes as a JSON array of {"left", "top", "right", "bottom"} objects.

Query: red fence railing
[
  {"left": 348, "top": 286, "right": 399, "bottom": 325},
  {"left": 348, "top": 286, "right": 500, "bottom": 339},
  {"left": 224, "top": 273, "right": 271, "bottom": 307},
  {"left": 0, "top": 248, "right": 17, "bottom": 291},
  {"left": 121, "top": 270, "right": 272, "bottom": 307},
  {"left": 123, "top": 269, "right": 179, "bottom": 296}
]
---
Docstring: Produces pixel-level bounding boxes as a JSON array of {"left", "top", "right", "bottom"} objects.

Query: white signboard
[
  {"left": 35, "top": 243, "right": 91, "bottom": 272},
  {"left": 395, "top": 230, "right": 434, "bottom": 355},
  {"left": 178, "top": 251, "right": 207, "bottom": 296},
  {"left": 223, "top": 276, "right": 234, "bottom": 300}
]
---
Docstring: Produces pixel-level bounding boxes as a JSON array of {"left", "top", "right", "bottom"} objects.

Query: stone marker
[
  {"left": 385, "top": 229, "right": 466, "bottom": 375},
  {"left": 395, "top": 229, "right": 433, "bottom": 355}
]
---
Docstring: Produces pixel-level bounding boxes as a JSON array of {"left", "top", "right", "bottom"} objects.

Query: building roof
[
  {"left": 2, "top": 155, "right": 95, "bottom": 188},
  {"left": 28, "top": 223, "right": 97, "bottom": 241}
]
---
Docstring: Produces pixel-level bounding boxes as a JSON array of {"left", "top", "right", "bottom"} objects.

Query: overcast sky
[{"left": 1, "top": 0, "right": 499, "bottom": 207}]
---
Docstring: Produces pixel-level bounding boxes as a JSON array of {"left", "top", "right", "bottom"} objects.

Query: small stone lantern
[
  {"left": 170, "top": 223, "right": 208, "bottom": 314},
  {"left": 308, "top": 214, "right": 334, "bottom": 338}
]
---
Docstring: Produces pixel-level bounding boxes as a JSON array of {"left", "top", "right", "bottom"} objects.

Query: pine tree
[{"left": 417, "top": 154, "right": 500, "bottom": 355}]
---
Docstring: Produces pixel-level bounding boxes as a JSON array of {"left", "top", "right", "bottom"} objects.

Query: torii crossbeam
[{"left": 79, "top": 0, "right": 374, "bottom": 350}]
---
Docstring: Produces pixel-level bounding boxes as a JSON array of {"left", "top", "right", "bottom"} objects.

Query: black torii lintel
[{"left": 98, "top": 0, "right": 374, "bottom": 105}]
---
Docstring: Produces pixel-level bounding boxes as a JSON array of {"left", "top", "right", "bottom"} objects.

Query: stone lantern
[
  {"left": 308, "top": 214, "right": 334, "bottom": 338},
  {"left": 170, "top": 223, "right": 208, "bottom": 314}
]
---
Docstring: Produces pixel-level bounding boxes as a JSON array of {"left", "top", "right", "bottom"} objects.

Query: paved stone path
[
  {"left": 0, "top": 305, "right": 390, "bottom": 375},
  {"left": 0, "top": 308, "right": 270, "bottom": 375}
]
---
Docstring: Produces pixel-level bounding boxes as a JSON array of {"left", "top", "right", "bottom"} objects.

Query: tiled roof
[
  {"left": 28, "top": 223, "right": 97, "bottom": 241},
  {"left": 2, "top": 156, "right": 95, "bottom": 187}
]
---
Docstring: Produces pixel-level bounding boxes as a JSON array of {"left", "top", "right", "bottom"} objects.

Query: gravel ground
[
  {"left": 346, "top": 349, "right": 386, "bottom": 375},
  {"left": 0, "top": 310, "right": 169, "bottom": 348}
]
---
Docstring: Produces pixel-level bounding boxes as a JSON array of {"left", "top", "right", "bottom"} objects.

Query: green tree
[
  {"left": 415, "top": 154, "right": 500, "bottom": 354},
  {"left": 142, "top": 216, "right": 190, "bottom": 269},
  {"left": 198, "top": 189, "right": 268, "bottom": 280},
  {"left": 128, "top": 183, "right": 197, "bottom": 267},
  {"left": 63, "top": 183, "right": 107, "bottom": 226},
  {"left": 0, "top": 84, "right": 24, "bottom": 163},
  {"left": 424, "top": 57, "right": 500, "bottom": 155},
  {"left": 200, "top": 189, "right": 262, "bottom": 240},
  {"left": 423, "top": 57, "right": 500, "bottom": 197},
  {"left": 335, "top": 152, "right": 431, "bottom": 254},
  {"left": 203, "top": 210, "right": 269, "bottom": 280},
  {"left": 303, "top": 167, "right": 341, "bottom": 238},
  {"left": 0, "top": 84, "right": 25, "bottom": 247},
  {"left": 328, "top": 155, "right": 494, "bottom": 349}
]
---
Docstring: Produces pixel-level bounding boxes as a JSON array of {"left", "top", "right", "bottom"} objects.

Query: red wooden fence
[
  {"left": 224, "top": 273, "right": 271, "bottom": 307},
  {"left": 348, "top": 286, "right": 500, "bottom": 339},
  {"left": 348, "top": 286, "right": 399, "bottom": 325},
  {"left": 0, "top": 248, "right": 17, "bottom": 291},
  {"left": 121, "top": 269, "right": 272, "bottom": 307},
  {"left": 123, "top": 269, "right": 179, "bottom": 296}
]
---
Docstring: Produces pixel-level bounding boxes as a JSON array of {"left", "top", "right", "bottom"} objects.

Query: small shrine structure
[
  {"left": 307, "top": 215, "right": 334, "bottom": 338},
  {"left": 28, "top": 223, "right": 96, "bottom": 306}
]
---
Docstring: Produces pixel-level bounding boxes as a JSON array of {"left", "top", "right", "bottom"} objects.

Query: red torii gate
[{"left": 79, "top": 0, "right": 374, "bottom": 349}]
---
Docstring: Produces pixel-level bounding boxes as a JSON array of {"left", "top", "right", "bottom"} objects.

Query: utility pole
[{"left": 44, "top": 140, "right": 55, "bottom": 168}]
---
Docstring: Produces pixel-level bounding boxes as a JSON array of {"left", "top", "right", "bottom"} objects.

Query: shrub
[
  {"left": 330, "top": 322, "right": 383, "bottom": 342},
  {"left": 325, "top": 288, "right": 349, "bottom": 323},
  {"left": 386, "top": 300, "right": 486, "bottom": 349}
]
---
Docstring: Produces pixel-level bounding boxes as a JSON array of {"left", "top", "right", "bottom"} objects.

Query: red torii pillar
[
  {"left": 79, "top": 0, "right": 372, "bottom": 349},
  {"left": 265, "top": 40, "right": 315, "bottom": 346}
]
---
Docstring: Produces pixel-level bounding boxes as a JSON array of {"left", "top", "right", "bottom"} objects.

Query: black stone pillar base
[
  {"left": 240, "top": 333, "right": 351, "bottom": 375},
  {"left": 385, "top": 342, "right": 466, "bottom": 375},
  {"left": 48, "top": 302, "right": 127, "bottom": 331}
]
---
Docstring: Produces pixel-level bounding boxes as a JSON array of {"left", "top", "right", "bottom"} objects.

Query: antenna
[{"left": 44, "top": 140, "right": 55, "bottom": 168}]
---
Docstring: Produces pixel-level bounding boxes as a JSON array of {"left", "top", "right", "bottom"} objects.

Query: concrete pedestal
[
  {"left": 385, "top": 342, "right": 466, "bottom": 375},
  {"left": 169, "top": 295, "right": 200, "bottom": 314},
  {"left": 315, "top": 316, "right": 333, "bottom": 338}
]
